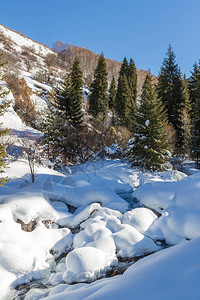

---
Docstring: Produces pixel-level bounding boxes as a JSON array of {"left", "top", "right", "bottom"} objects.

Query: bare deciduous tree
[{"left": 20, "top": 134, "right": 43, "bottom": 183}]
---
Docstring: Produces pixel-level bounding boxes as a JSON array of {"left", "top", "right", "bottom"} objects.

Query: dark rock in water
[
  {"left": 111, "top": 270, "right": 121, "bottom": 277},
  {"left": 15, "top": 282, "right": 48, "bottom": 300},
  {"left": 42, "top": 220, "right": 54, "bottom": 229}
]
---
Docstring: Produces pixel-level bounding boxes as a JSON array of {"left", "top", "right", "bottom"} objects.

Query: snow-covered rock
[
  {"left": 122, "top": 207, "right": 158, "bottom": 234},
  {"left": 63, "top": 246, "right": 116, "bottom": 284}
]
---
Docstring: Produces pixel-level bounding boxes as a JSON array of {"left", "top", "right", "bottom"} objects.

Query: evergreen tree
[
  {"left": 191, "top": 98, "right": 200, "bottom": 167},
  {"left": 40, "top": 98, "right": 62, "bottom": 161},
  {"left": 129, "top": 58, "right": 137, "bottom": 103},
  {"left": 115, "top": 57, "right": 137, "bottom": 130},
  {"left": 56, "top": 57, "right": 83, "bottom": 127},
  {"left": 89, "top": 53, "right": 108, "bottom": 117},
  {"left": 126, "top": 58, "right": 137, "bottom": 130},
  {"left": 189, "top": 62, "right": 200, "bottom": 166},
  {"left": 189, "top": 62, "right": 200, "bottom": 115},
  {"left": 115, "top": 74, "right": 131, "bottom": 126},
  {"left": 108, "top": 76, "right": 116, "bottom": 109},
  {"left": 128, "top": 73, "right": 170, "bottom": 172},
  {"left": 175, "top": 75, "right": 191, "bottom": 153},
  {"left": 157, "top": 44, "right": 179, "bottom": 126},
  {"left": 55, "top": 73, "right": 71, "bottom": 119},
  {"left": 70, "top": 56, "right": 84, "bottom": 127},
  {"left": 118, "top": 57, "right": 129, "bottom": 79},
  {"left": 157, "top": 45, "right": 191, "bottom": 153},
  {"left": 0, "top": 54, "right": 9, "bottom": 185}
]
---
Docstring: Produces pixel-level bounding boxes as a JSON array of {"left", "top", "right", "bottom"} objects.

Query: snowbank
[
  {"left": 134, "top": 172, "right": 200, "bottom": 244},
  {"left": 44, "top": 237, "right": 200, "bottom": 300},
  {"left": 0, "top": 158, "right": 194, "bottom": 298}
]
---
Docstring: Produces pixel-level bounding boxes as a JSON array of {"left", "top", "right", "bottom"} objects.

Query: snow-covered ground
[{"left": 0, "top": 157, "right": 199, "bottom": 299}]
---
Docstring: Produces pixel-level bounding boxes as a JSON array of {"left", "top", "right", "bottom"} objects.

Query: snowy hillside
[{"left": 0, "top": 24, "right": 55, "bottom": 57}]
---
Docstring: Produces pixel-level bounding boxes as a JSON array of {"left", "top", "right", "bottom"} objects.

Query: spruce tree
[
  {"left": 40, "top": 98, "right": 62, "bottom": 161},
  {"left": 189, "top": 62, "right": 200, "bottom": 115},
  {"left": 118, "top": 57, "right": 129, "bottom": 79},
  {"left": 56, "top": 57, "right": 83, "bottom": 128},
  {"left": 108, "top": 76, "right": 116, "bottom": 109},
  {"left": 89, "top": 53, "right": 108, "bottom": 117},
  {"left": 157, "top": 45, "right": 191, "bottom": 153},
  {"left": 0, "top": 54, "right": 9, "bottom": 185},
  {"left": 70, "top": 56, "right": 84, "bottom": 127},
  {"left": 55, "top": 73, "right": 71, "bottom": 119},
  {"left": 175, "top": 75, "right": 191, "bottom": 154},
  {"left": 129, "top": 58, "right": 137, "bottom": 103},
  {"left": 189, "top": 62, "right": 200, "bottom": 166},
  {"left": 191, "top": 98, "right": 200, "bottom": 167},
  {"left": 157, "top": 44, "right": 179, "bottom": 126},
  {"left": 115, "top": 73, "right": 131, "bottom": 126},
  {"left": 115, "top": 57, "right": 137, "bottom": 130},
  {"left": 128, "top": 73, "right": 170, "bottom": 172},
  {"left": 126, "top": 58, "right": 137, "bottom": 131}
]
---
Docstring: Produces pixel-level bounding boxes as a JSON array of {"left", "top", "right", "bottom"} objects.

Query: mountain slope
[{"left": 0, "top": 23, "right": 153, "bottom": 93}]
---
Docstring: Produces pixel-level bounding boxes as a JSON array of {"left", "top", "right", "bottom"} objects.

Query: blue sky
[{"left": 1, "top": 0, "right": 200, "bottom": 76}]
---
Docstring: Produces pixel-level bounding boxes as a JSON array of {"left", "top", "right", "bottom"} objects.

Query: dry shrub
[
  {"left": 45, "top": 53, "right": 58, "bottom": 68},
  {"left": 21, "top": 49, "right": 37, "bottom": 62},
  {"left": 0, "top": 34, "right": 16, "bottom": 52},
  {"left": 16, "top": 31, "right": 24, "bottom": 36},
  {"left": 1, "top": 51, "right": 19, "bottom": 69},
  {"left": 4, "top": 74, "right": 38, "bottom": 128},
  {"left": 164, "top": 124, "right": 176, "bottom": 154},
  {"left": 4, "top": 73, "right": 20, "bottom": 94},
  {"left": 20, "top": 46, "right": 37, "bottom": 72},
  {"left": 114, "top": 126, "right": 133, "bottom": 148},
  {"left": 33, "top": 71, "right": 46, "bottom": 83},
  {"left": 33, "top": 69, "right": 55, "bottom": 85}
]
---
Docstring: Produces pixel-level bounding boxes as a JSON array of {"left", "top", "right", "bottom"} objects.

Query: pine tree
[
  {"left": 40, "top": 98, "right": 63, "bottom": 161},
  {"left": 191, "top": 98, "right": 200, "bottom": 167},
  {"left": 129, "top": 58, "right": 137, "bottom": 103},
  {"left": 115, "top": 57, "right": 130, "bottom": 117},
  {"left": 115, "top": 73, "right": 131, "bottom": 126},
  {"left": 118, "top": 57, "right": 129, "bottom": 79},
  {"left": 175, "top": 75, "right": 191, "bottom": 154},
  {"left": 126, "top": 58, "right": 137, "bottom": 131},
  {"left": 89, "top": 53, "right": 108, "bottom": 117},
  {"left": 157, "top": 45, "right": 191, "bottom": 153},
  {"left": 128, "top": 73, "right": 170, "bottom": 172},
  {"left": 115, "top": 57, "right": 137, "bottom": 130},
  {"left": 189, "top": 62, "right": 200, "bottom": 115},
  {"left": 70, "top": 56, "right": 84, "bottom": 127},
  {"left": 0, "top": 54, "right": 9, "bottom": 185},
  {"left": 189, "top": 62, "right": 200, "bottom": 166},
  {"left": 108, "top": 76, "right": 116, "bottom": 109},
  {"left": 157, "top": 45, "right": 179, "bottom": 126},
  {"left": 55, "top": 73, "right": 71, "bottom": 119},
  {"left": 56, "top": 57, "right": 83, "bottom": 127}
]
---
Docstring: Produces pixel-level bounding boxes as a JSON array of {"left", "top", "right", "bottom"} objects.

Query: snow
[
  {"left": 122, "top": 207, "right": 158, "bottom": 234},
  {"left": 133, "top": 171, "right": 200, "bottom": 244},
  {"left": 0, "top": 157, "right": 200, "bottom": 299},
  {"left": 63, "top": 246, "right": 116, "bottom": 284},
  {"left": 0, "top": 205, "right": 72, "bottom": 298},
  {"left": 0, "top": 158, "right": 189, "bottom": 298},
  {"left": 0, "top": 24, "right": 54, "bottom": 57},
  {"left": 113, "top": 223, "right": 160, "bottom": 258},
  {"left": 44, "top": 237, "right": 200, "bottom": 300}
]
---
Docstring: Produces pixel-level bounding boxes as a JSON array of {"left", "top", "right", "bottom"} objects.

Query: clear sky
[{"left": 0, "top": 0, "right": 200, "bottom": 76}]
